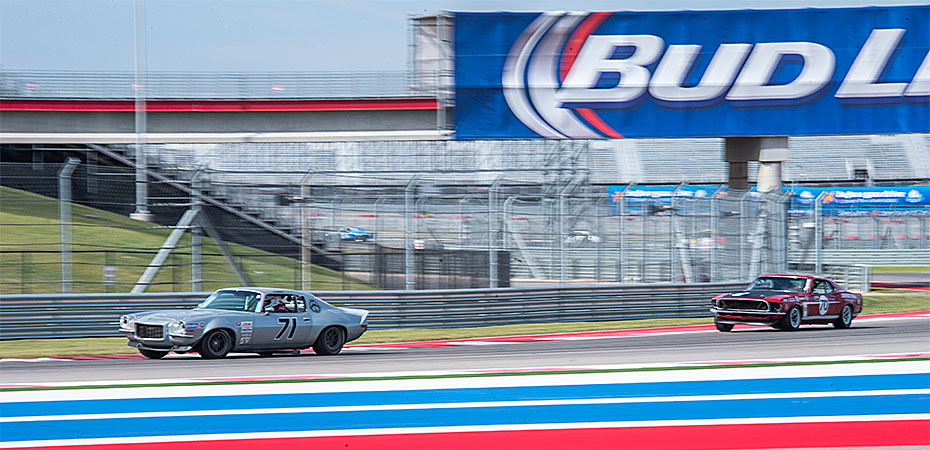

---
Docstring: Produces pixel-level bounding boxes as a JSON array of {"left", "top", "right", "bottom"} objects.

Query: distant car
[
  {"left": 328, "top": 227, "right": 373, "bottom": 242},
  {"left": 119, "top": 287, "right": 369, "bottom": 359},
  {"left": 564, "top": 230, "right": 603, "bottom": 246},
  {"left": 710, "top": 274, "right": 862, "bottom": 331}
]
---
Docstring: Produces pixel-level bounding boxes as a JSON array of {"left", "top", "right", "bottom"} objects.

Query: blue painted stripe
[
  {"left": 3, "top": 373, "right": 927, "bottom": 418},
  {"left": 3, "top": 394, "right": 928, "bottom": 442}
]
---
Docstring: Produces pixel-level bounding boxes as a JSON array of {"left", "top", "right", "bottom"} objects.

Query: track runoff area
[{"left": 1, "top": 312, "right": 928, "bottom": 450}]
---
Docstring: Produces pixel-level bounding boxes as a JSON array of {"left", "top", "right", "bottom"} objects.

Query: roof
[
  {"left": 216, "top": 286, "right": 307, "bottom": 295},
  {"left": 758, "top": 274, "right": 834, "bottom": 281}
]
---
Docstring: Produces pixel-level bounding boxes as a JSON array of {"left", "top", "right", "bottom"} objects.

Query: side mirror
[{"left": 263, "top": 305, "right": 275, "bottom": 313}]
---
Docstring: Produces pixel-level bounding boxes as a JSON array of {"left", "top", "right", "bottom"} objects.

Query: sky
[{"left": 0, "top": 0, "right": 925, "bottom": 73}]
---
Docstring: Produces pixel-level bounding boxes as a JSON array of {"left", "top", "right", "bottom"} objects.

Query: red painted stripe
[
  {"left": 559, "top": 12, "right": 610, "bottom": 82},
  {"left": 577, "top": 108, "right": 624, "bottom": 138},
  {"left": 11, "top": 420, "right": 929, "bottom": 450},
  {"left": 0, "top": 98, "right": 439, "bottom": 112}
]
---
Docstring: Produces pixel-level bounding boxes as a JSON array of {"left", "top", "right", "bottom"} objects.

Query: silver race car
[{"left": 119, "top": 287, "right": 369, "bottom": 359}]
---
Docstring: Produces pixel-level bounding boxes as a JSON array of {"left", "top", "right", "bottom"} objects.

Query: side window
[{"left": 812, "top": 281, "right": 833, "bottom": 294}]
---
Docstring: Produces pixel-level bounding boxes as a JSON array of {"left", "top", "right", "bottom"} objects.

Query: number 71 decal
[{"left": 276, "top": 317, "right": 298, "bottom": 340}]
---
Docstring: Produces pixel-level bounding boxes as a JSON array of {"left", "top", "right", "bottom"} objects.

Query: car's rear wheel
[
  {"left": 778, "top": 306, "right": 802, "bottom": 331},
  {"left": 834, "top": 304, "right": 853, "bottom": 329},
  {"left": 714, "top": 319, "right": 734, "bottom": 332},
  {"left": 198, "top": 329, "right": 232, "bottom": 359},
  {"left": 139, "top": 349, "right": 168, "bottom": 359},
  {"left": 313, "top": 326, "right": 346, "bottom": 355}
]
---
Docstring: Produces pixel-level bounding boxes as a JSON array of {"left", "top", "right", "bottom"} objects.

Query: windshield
[
  {"left": 196, "top": 290, "right": 261, "bottom": 312},
  {"left": 748, "top": 277, "right": 807, "bottom": 292}
]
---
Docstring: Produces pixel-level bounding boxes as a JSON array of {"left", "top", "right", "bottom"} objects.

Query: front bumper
[
  {"left": 711, "top": 307, "right": 785, "bottom": 326},
  {"left": 120, "top": 324, "right": 199, "bottom": 353}
]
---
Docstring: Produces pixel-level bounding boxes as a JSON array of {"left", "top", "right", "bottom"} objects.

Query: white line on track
[
  {"left": 4, "top": 388, "right": 926, "bottom": 423},
  {"left": 2, "top": 360, "right": 927, "bottom": 403}
]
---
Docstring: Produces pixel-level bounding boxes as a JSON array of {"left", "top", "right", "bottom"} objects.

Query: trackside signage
[{"left": 452, "top": 7, "right": 929, "bottom": 139}]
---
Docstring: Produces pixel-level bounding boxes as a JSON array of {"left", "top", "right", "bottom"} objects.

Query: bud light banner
[{"left": 453, "top": 7, "right": 930, "bottom": 139}]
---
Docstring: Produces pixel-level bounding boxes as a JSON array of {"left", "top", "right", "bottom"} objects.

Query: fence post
[
  {"left": 300, "top": 182, "right": 310, "bottom": 290},
  {"left": 404, "top": 177, "right": 418, "bottom": 290},
  {"left": 58, "top": 158, "right": 79, "bottom": 293},
  {"left": 815, "top": 191, "right": 826, "bottom": 273},
  {"left": 190, "top": 176, "right": 202, "bottom": 292},
  {"left": 489, "top": 177, "right": 502, "bottom": 288}
]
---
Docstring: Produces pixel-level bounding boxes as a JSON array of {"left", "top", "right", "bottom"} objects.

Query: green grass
[
  {"left": 0, "top": 187, "right": 374, "bottom": 293},
  {"left": 2, "top": 293, "right": 926, "bottom": 359},
  {"left": 863, "top": 293, "right": 930, "bottom": 314},
  {"left": 870, "top": 266, "right": 930, "bottom": 273}
]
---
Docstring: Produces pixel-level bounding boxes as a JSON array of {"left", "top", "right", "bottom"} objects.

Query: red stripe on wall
[
  {"left": 12, "top": 420, "right": 929, "bottom": 450},
  {"left": 0, "top": 98, "right": 439, "bottom": 112}
]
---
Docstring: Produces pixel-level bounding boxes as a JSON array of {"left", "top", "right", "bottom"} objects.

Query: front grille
[
  {"left": 719, "top": 299, "right": 768, "bottom": 311},
  {"left": 136, "top": 324, "right": 164, "bottom": 339}
]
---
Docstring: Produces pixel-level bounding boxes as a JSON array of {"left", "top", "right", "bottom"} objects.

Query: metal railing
[
  {"left": 0, "top": 282, "right": 746, "bottom": 339},
  {"left": 789, "top": 249, "right": 930, "bottom": 267},
  {"left": 0, "top": 70, "right": 441, "bottom": 99}
]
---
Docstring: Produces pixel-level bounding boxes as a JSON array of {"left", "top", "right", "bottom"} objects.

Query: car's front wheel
[
  {"left": 198, "top": 329, "right": 232, "bottom": 359},
  {"left": 313, "top": 326, "right": 346, "bottom": 355},
  {"left": 778, "top": 306, "right": 803, "bottom": 331},
  {"left": 834, "top": 304, "right": 853, "bottom": 329},
  {"left": 714, "top": 319, "right": 734, "bottom": 332},
  {"left": 139, "top": 349, "right": 168, "bottom": 359}
]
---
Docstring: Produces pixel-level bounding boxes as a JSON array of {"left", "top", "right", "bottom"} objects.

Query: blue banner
[
  {"left": 453, "top": 7, "right": 929, "bottom": 139},
  {"left": 788, "top": 186, "right": 930, "bottom": 208},
  {"left": 608, "top": 185, "right": 930, "bottom": 216}
]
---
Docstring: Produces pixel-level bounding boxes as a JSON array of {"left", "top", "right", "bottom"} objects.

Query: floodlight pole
[{"left": 131, "top": 0, "right": 151, "bottom": 222}]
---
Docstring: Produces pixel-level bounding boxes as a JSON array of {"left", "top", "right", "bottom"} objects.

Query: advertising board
[
  {"left": 453, "top": 6, "right": 929, "bottom": 139},
  {"left": 608, "top": 185, "right": 930, "bottom": 216}
]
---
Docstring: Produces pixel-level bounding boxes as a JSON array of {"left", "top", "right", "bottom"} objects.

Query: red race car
[{"left": 711, "top": 274, "right": 863, "bottom": 332}]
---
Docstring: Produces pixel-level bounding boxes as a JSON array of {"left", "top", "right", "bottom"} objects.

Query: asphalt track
[{"left": 2, "top": 314, "right": 928, "bottom": 384}]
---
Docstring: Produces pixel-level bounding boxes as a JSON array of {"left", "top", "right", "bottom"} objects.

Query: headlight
[
  {"left": 771, "top": 303, "right": 782, "bottom": 311},
  {"left": 120, "top": 315, "right": 130, "bottom": 329},
  {"left": 168, "top": 320, "right": 187, "bottom": 336}
]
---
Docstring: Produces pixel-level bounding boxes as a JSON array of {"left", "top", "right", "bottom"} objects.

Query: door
[
  {"left": 252, "top": 294, "right": 312, "bottom": 349},
  {"left": 810, "top": 279, "right": 836, "bottom": 318}
]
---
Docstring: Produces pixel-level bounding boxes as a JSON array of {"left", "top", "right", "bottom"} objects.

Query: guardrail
[
  {"left": 0, "top": 282, "right": 747, "bottom": 340},
  {"left": 789, "top": 249, "right": 930, "bottom": 267}
]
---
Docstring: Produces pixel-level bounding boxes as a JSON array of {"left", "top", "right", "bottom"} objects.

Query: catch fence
[{"left": 2, "top": 154, "right": 927, "bottom": 295}]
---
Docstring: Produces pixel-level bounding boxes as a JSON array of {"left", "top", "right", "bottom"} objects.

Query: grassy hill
[{"left": 0, "top": 186, "right": 373, "bottom": 294}]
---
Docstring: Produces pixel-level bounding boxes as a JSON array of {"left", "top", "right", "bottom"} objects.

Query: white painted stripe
[
  {"left": 2, "top": 414, "right": 927, "bottom": 448},
  {"left": 4, "top": 388, "right": 925, "bottom": 423},
  {"left": 0, "top": 130, "right": 453, "bottom": 144},
  {"left": 2, "top": 360, "right": 927, "bottom": 403}
]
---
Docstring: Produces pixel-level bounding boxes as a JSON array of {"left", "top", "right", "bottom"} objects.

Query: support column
[{"left": 725, "top": 137, "right": 788, "bottom": 193}]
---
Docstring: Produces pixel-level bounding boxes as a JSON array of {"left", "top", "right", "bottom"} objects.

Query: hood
[
  {"left": 131, "top": 308, "right": 243, "bottom": 322},
  {"left": 724, "top": 290, "right": 799, "bottom": 300}
]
